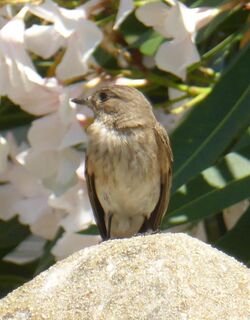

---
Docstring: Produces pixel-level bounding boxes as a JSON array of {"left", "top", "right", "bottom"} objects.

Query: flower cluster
[{"left": 0, "top": 0, "right": 218, "bottom": 261}]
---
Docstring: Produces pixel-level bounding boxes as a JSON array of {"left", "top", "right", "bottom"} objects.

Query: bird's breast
[
  {"left": 87, "top": 121, "right": 159, "bottom": 178},
  {"left": 87, "top": 121, "right": 161, "bottom": 218}
]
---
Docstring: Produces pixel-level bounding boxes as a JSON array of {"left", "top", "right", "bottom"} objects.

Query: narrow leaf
[
  {"left": 216, "top": 206, "right": 250, "bottom": 264},
  {"left": 171, "top": 44, "right": 250, "bottom": 191},
  {"left": 0, "top": 217, "right": 30, "bottom": 249},
  {"left": 163, "top": 146, "right": 250, "bottom": 227}
]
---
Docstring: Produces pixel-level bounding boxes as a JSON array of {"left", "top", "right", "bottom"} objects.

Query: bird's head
[{"left": 72, "top": 85, "right": 155, "bottom": 128}]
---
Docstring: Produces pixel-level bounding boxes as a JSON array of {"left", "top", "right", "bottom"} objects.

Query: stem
[
  {"left": 155, "top": 93, "right": 190, "bottom": 109},
  {"left": 96, "top": 14, "right": 115, "bottom": 26},
  {"left": 134, "top": 0, "right": 161, "bottom": 7},
  {"left": 147, "top": 73, "right": 211, "bottom": 94},
  {"left": 188, "top": 33, "right": 242, "bottom": 72},
  {"left": 170, "top": 91, "right": 210, "bottom": 114},
  {"left": 188, "top": 74, "right": 217, "bottom": 85},
  {"left": 199, "top": 67, "right": 218, "bottom": 78}
]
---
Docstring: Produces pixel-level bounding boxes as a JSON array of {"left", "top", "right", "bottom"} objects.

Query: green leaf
[
  {"left": 120, "top": 14, "right": 164, "bottom": 55},
  {"left": 78, "top": 225, "right": 99, "bottom": 235},
  {"left": 140, "top": 32, "right": 164, "bottom": 56},
  {"left": 163, "top": 146, "right": 250, "bottom": 227},
  {"left": 0, "top": 275, "right": 28, "bottom": 298},
  {"left": 119, "top": 13, "right": 148, "bottom": 46},
  {"left": 232, "top": 126, "right": 250, "bottom": 151},
  {"left": 171, "top": 44, "right": 250, "bottom": 192},
  {"left": 93, "top": 47, "right": 118, "bottom": 69},
  {"left": 216, "top": 206, "right": 250, "bottom": 264},
  {"left": 0, "top": 275, "right": 27, "bottom": 288},
  {"left": 0, "top": 108, "right": 35, "bottom": 130},
  {"left": 196, "top": 7, "right": 246, "bottom": 45},
  {"left": 0, "top": 217, "right": 30, "bottom": 257},
  {"left": 0, "top": 260, "right": 38, "bottom": 298}
]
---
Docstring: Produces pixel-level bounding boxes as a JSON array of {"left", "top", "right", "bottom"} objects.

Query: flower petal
[
  {"left": 52, "top": 232, "right": 100, "bottom": 260},
  {"left": 28, "top": 0, "right": 91, "bottom": 38},
  {"left": 27, "top": 113, "right": 67, "bottom": 151},
  {"left": 136, "top": 2, "right": 168, "bottom": 29},
  {"left": 18, "top": 147, "right": 81, "bottom": 193},
  {"left": 80, "top": 0, "right": 103, "bottom": 16},
  {"left": 56, "top": 19, "right": 103, "bottom": 80},
  {"left": 113, "top": 0, "right": 134, "bottom": 30},
  {"left": 3, "top": 235, "right": 45, "bottom": 264},
  {"left": 192, "top": 7, "right": 219, "bottom": 31},
  {"left": 52, "top": 148, "right": 81, "bottom": 191},
  {"left": 0, "top": 136, "right": 9, "bottom": 174},
  {"left": 25, "top": 24, "right": 64, "bottom": 59},
  {"left": 49, "top": 183, "right": 94, "bottom": 232},
  {"left": 27, "top": 0, "right": 58, "bottom": 25},
  {"left": 136, "top": 2, "right": 170, "bottom": 37},
  {"left": 0, "top": 18, "right": 62, "bottom": 115},
  {"left": 17, "top": 149, "right": 60, "bottom": 180},
  {"left": 155, "top": 38, "right": 200, "bottom": 80},
  {"left": 13, "top": 195, "right": 61, "bottom": 240},
  {"left": 30, "top": 207, "right": 62, "bottom": 240},
  {"left": 7, "top": 164, "right": 49, "bottom": 198},
  {"left": 177, "top": 2, "right": 196, "bottom": 34},
  {"left": 15, "top": 196, "right": 49, "bottom": 225},
  {"left": 59, "top": 120, "right": 88, "bottom": 150},
  {"left": 0, "top": 184, "right": 22, "bottom": 220},
  {"left": 8, "top": 74, "right": 62, "bottom": 116}
]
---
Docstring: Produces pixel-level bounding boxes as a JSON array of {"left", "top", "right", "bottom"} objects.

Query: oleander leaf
[
  {"left": 171, "top": 44, "right": 250, "bottom": 192},
  {"left": 163, "top": 146, "right": 250, "bottom": 227}
]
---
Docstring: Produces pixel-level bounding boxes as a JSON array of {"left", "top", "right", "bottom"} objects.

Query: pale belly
[
  {"left": 95, "top": 159, "right": 160, "bottom": 218},
  {"left": 88, "top": 123, "right": 161, "bottom": 238},
  {"left": 95, "top": 155, "right": 161, "bottom": 238}
]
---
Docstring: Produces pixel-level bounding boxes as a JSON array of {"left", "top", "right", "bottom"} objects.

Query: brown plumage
[{"left": 72, "top": 85, "right": 173, "bottom": 240}]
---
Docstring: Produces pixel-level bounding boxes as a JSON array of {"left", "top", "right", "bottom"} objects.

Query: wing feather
[
  {"left": 85, "top": 156, "right": 107, "bottom": 240},
  {"left": 148, "top": 124, "right": 173, "bottom": 230}
]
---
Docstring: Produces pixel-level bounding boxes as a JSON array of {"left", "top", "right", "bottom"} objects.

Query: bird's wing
[
  {"left": 148, "top": 124, "right": 173, "bottom": 230},
  {"left": 85, "top": 156, "right": 107, "bottom": 240}
]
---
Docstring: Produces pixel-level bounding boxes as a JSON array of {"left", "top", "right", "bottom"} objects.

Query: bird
[{"left": 72, "top": 85, "right": 173, "bottom": 240}]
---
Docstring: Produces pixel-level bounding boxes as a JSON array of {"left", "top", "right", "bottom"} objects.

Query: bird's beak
[
  {"left": 71, "top": 97, "right": 86, "bottom": 105},
  {"left": 71, "top": 96, "right": 92, "bottom": 107}
]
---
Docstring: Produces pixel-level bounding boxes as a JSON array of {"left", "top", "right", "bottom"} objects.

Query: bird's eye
[{"left": 99, "top": 92, "right": 109, "bottom": 102}]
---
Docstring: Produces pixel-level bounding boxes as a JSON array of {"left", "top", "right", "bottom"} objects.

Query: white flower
[
  {"left": 0, "top": 184, "right": 23, "bottom": 221},
  {"left": 19, "top": 85, "right": 87, "bottom": 192},
  {"left": 136, "top": 0, "right": 219, "bottom": 79},
  {"left": 52, "top": 232, "right": 100, "bottom": 260},
  {"left": 0, "top": 136, "right": 9, "bottom": 174},
  {"left": 0, "top": 2, "right": 102, "bottom": 260},
  {"left": 113, "top": 0, "right": 134, "bottom": 30},
  {"left": 27, "top": 0, "right": 103, "bottom": 81},
  {"left": 49, "top": 182, "right": 95, "bottom": 233},
  {"left": 25, "top": 24, "right": 65, "bottom": 59},
  {"left": 56, "top": 19, "right": 103, "bottom": 81},
  {"left": 0, "top": 17, "right": 63, "bottom": 115},
  {"left": 3, "top": 235, "right": 46, "bottom": 264},
  {"left": 0, "top": 156, "right": 62, "bottom": 240},
  {"left": 0, "top": 82, "right": 93, "bottom": 243}
]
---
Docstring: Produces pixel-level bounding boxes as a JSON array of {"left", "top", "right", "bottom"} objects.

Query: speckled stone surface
[{"left": 0, "top": 233, "right": 249, "bottom": 319}]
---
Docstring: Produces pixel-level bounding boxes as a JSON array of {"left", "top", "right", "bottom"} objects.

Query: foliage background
[{"left": 0, "top": 0, "right": 249, "bottom": 297}]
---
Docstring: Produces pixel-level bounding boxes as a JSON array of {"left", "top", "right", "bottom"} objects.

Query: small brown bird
[{"left": 72, "top": 85, "right": 173, "bottom": 240}]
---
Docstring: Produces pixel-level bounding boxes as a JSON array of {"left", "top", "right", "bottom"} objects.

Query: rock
[{"left": 0, "top": 233, "right": 249, "bottom": 319}]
